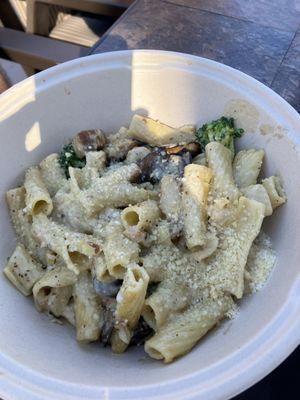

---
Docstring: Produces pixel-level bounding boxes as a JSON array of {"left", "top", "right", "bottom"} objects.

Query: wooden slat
[
  {"left": 27, "top": 0, "right": 129, "bottom": 27},
  {"left": 50, "top": 15, "right": 111, "bottom": 47},
  {"left": 8, "top": 0, "right": 27, "bottom": 29},
  {"left": 27, "top": 0, "right": 126, "bottom": 35},
  {"left": 0, "top": 1, "right": 24, "bottom": 30},
  {"left": 0, "top": 27, "right": 89, "bottom": 70}
]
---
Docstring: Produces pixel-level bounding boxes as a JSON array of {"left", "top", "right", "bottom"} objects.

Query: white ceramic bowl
[{"left": 0, "top": 50, "right": 300, "bottom": 400}]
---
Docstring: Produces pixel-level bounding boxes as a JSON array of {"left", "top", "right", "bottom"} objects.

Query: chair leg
[
  {"left": 0, "top": 58, "right": 28, "bottom": 84},
  {"left": 0, "top": 66, "right": 10, "bottom": 93},
  {"left": 22, "top": 65, "right": 36, "bottom": 76}
]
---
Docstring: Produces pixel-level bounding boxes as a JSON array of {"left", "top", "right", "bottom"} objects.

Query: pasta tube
[
  {"left": 145, "top": 295, "right": 233, "bottom": 362},
  {"left": 79, "top": 182, "right": 157, "bottom": 216},
  {"left": 129, "top": 114, "right": 196, "bottom": 146},
  {"left": 204, "top": 196, "right": 265, "bottom": 298},
  {"left": 40, "top": 153, "right": 67, "bottom": 196},
  {"left": 233, "top": 149, "right": 264, "bottom": 188},
  {"left": 159, "top": 175, "right": 181, "bottom": 223},
  {"left": 182, "top": 193, "right": 207, "bottom": 249},
  {"left": 111, "top": 265, "right": 149, "bottom": 352},
  {"left": 121, "top": 200, "right": 160, "bottom": 232},
  {"left": 262, "top": 176, "right": 286, "bottom": 209},
  {"left": 6, "top": 187, "right": 48, "bottom": 264},
  {"left": 182, "top": 164, "right": 213, "bottom": 250},
  {"left": 73, "top": 271, "right": 102, "bottom": 342},
  {"left": 4, "top": 243, "right": 44, "bottom": 296},
  {"left": 142, "top": 280, "right": 190, "bottom": 330},
  {"left": 24, "top": 166, "right": 53, "bottom": 215},
  {"left": 32, "top": 214, "right": 101, "bottom": 274},
  {"left": 103, "top": 232, "right": 140, "bottom": 279},
  {"left": 241, "top": 184, "right": 273, "bottom": 216},
  {"left": 183, "top": 164, "right": 212, "bottom": 206},
  {"left": 206, "top": 142, "right": 239, "bottom": 201},
  {"left": 33, "top": 265, "right": 77, "bottom": 316}
]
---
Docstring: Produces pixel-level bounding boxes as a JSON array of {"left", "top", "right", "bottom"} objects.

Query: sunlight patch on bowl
[{"left": 25, "top": 122, "right": 41, "bottom": 152}]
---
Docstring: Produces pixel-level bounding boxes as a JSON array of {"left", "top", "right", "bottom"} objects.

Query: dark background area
[{"left": 233, "top": 346, "right": 300, "bottom": 399}]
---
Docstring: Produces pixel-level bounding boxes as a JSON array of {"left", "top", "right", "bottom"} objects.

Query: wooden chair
[
  {"left": 0, "top": 0, "right": 133, "bottom": 72},
  {"left": 11, "top": 0, "right": 132, "bottom": 46}
]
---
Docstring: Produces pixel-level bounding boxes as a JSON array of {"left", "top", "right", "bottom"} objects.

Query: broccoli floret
[
  {"left": 58, "top": 143, "right": 86, "bottom": 178},
  {"left": 195, "top": 116, "right": 244, "bottom": 153}
]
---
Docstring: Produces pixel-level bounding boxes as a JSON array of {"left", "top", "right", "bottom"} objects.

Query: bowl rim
[{"left": 0, "top": 49, "right": 300, "bottom": 400}]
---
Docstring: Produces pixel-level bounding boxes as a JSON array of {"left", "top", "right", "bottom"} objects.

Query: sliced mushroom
[
  {"left": 168, "top": 153, "right": 192, "bottom": 175},
  {"left": 72, "top": 129, "right": 107, "bottom": 158},
  {"left": 139, "top": 148, "right": 191, "bottom": 183},
  {"left": 93, "top": 278, "right": 121, "bottom": 297},
  {"left": 101, "top": 297, "right": 117, "bottom": 345},
  {"left": 146, "top": 282, "right": 159, "bottom": 297},
  {"left": 165, "top": 142, "right": 200, "bottom": 157},
  {"left": 130, "top": 318, "right": 154, "bottom": 346},
  {"left": 139, "top": 148, "right": 166, "bottom": 183},
  {"left": 125, "top": 146, "right": 151, "bottom": 165}
]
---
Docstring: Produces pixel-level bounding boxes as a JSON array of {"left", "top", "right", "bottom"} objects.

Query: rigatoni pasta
[
  {"left": 24, "top": 166, "right": 53, "bottom": 216},
  {"left": 4, "top": 244, "right": 44, "bottom": 296},
  {"left": 262, "top": 176, "right": 287, "bottom": 209},
  {"left": 3, "top": 114, "right": 286, "bottom": 363},
  {"left": 182, "top": 164, "right": 213, "bottom": 250},
  {"left": 33, "top": 265, "right": 77, "bottom": 316},
  {"left": 129, "top": 114, "right": 196, "bottom": 146},
  {"left": 233, "top": 149, "right": 264, "bottom": 188},
  {"left": 145, "top": 295, "right": 233, "bottom": 362},
  {"left": 111, "top": 265, "right": 149, "bottom": 352},
  {"left": 32, "top": 213, "right": 101, "bottom": 275},
  {"left": 73, "top": 271, "right": 102, "bottom": 342},
  {"left": 142, "top": 280, "right": 190, "bottom": 330},
  {"left": 121, "top": 200, "right": 160, "bottom": 232},
  {"left": 159, "top": 175, "right": 181, "bottom": 223},
  {"left": 40, "top": 153, "right": 67, "bottom": 196},
  {"left": 241, "top": 184, "right": 273, "bottom": 216},
  {"left": 6, "top": 186, "right": 48, "bottom": 264},
  {"left": 103, "top": 232, "right": 140, "bottom": 278},
  {"left": 206, "top": 142, "right": 239, "bottom": 201}
]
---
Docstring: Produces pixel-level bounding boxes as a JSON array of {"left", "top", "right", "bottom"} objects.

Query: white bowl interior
[{"left": 0, "top": 51, "right": 300, "bottom": 400}]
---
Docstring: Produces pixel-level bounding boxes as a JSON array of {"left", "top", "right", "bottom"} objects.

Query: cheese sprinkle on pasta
[{"left": 4, "top": 114, "right": 286, "bottom": 363}]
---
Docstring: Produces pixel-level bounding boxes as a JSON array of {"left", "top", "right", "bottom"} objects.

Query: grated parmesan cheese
[{"left": 245, "top": 232, "right": 276, "bottom": 293}]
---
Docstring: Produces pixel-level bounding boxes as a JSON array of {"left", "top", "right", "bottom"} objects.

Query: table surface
[
  {"left": 91, "top": 1, "right": 300, "bottom": 399},
  {"left": 91, "top": 0, "right": 300, "bottom": 113}
]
